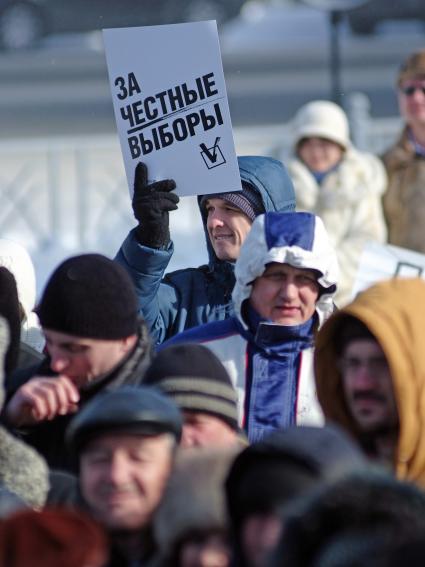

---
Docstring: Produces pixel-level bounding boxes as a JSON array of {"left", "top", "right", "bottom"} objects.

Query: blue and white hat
[{"left": 232, "top": 212, "right": 339, "bottom": 325}]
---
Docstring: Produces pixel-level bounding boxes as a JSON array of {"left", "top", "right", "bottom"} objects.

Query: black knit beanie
[
  {"left": 143, "top": 343, "right": 239, "bottom": 431},
  {"left": 200, "top": 181, "right": 264, "bottom": 221},
  {"left": 37, "top": 254, "right": 139, "bottom": 340}
]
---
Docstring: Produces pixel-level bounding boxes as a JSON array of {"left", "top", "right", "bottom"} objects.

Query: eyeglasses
[
  {"left": 400, "top": 85, "right": 425, "bottom": 97},
  {"left": 338, "top": 356, "right": 389, "bottom": 375}
]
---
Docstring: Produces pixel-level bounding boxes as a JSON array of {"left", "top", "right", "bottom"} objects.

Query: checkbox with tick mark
[{"left": 200, "top": 137, "right": 226, "bottom": 169}]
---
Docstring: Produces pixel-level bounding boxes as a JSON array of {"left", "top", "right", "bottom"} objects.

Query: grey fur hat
[
  {"left": 0, "top": 315, "right": 50, "bottom": 508},
  {"left": 0, "top": 428, "right": 50, "bottom": 509},
  {"left": 154, "top": 447, "right": 240, "bottom": 557}
]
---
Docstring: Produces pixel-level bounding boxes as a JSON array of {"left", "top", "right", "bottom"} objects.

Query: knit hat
[
  {"left": 36, "top": 253, "right": 139, "bottom": 340},
  {"left": 143, "top": 344, "right": 239, "bottom": 431},
  {"left": 200, "top": 181, "right": 265, "bottom": 222},
  {"left": 0, "top": 508, "right": 108, "bottom": 567},
  {"left": 398, "top": 49, "right": 425, "bottom": 86},
  {"left": 292, "top": 100, "right": 350, "bottom": 152}
]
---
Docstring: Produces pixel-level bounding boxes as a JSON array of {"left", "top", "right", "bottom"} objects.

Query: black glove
[{"left": 132, "top": 162, "right": 179, "bottom": 249}]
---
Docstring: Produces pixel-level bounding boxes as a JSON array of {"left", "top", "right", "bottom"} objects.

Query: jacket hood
[
  {"left": 197, "top": 156, "right": 296, "bottom": 267},
  {"left": 225, "top": 425, "right": 368, "bottom": 563},
  {"left": 232, "top": 212, "right": 339, "bottom": 326},
  {"left": 226, "top": 424, "right": 367, "bottom": 508},
  {"left": 314, "top": 278, "right": 425, "bottom": 486}
]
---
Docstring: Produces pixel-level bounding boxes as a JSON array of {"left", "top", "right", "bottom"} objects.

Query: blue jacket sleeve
[{"left": 115, "top": 228, "right": 179, "bottom": 344}]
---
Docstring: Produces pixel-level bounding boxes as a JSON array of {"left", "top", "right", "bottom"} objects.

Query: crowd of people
[{"left": 0, "top": 47, "right": 424, "bottom": 566}]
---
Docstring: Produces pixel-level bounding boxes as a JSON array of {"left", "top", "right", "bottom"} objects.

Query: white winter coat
[{"left": 288, "top": 147, "right": 387, "bottom": 306}]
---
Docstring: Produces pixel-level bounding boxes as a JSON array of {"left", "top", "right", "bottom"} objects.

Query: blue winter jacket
[
  {"left": 115, "top": 156, "right": 296, "bottom": 345},
  {"left": 161, "top": 309, "right": 320, "bottom": 443},
  {"left": 161, "top": 212, "right": 339, "bottom": 442}
]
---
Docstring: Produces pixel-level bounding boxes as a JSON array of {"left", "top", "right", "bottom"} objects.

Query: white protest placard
[
  {"left": 351, "top": 241, "right": 425, "bottom": 300},
  {"left": 103, "top": 21, "right": 241, "bottom": 197}
]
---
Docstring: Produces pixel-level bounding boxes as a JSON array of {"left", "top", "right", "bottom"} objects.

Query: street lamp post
[{"left": 301, "top": 0, "right": 371, "bottom": 106}]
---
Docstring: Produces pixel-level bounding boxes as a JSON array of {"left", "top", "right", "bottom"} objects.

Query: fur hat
[
  {"left": 154, "top": 447, "right": 239, "bottom": 558},
  {"left": 37, "top": 253, "right": 139, "bottom": 340},
  {"left": 144, "top": 344, "right": 239, "bottom": 431},
  {"left": 225, "top": 425, "right": 367, "bottom": 528},
  {"left": 292, "top": 100, "right": 350, "bottom": 151},
  {"left": 397, "top": 49, "right": 425, "bottom": 86},
  {"left": 269, "top": 470, "right": 425, "bottom": 567},
  {"left": 0, "top": 316, "right": 49, "bottom": 509}
]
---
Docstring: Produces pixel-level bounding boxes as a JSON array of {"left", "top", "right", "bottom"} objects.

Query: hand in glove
[{"left": 132, "top": 162, "right": 179, "bottom": 249}]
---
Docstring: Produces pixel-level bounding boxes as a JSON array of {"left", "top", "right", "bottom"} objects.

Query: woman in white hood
[{"left": 287, "top": 100, "right": 387, "bottom": 307}]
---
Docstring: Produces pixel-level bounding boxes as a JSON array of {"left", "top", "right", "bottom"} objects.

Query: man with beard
[{"left": 314, "top": 278, "right": 425, "bottom": 486}]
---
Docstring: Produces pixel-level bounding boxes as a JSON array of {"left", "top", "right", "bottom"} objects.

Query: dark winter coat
[{"left": 4, "top": 320, "right": 153, "bottom": 472}]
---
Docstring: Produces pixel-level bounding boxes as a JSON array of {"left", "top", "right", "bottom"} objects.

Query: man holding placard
[
  {"left": 103, "top": 22, "right": 296, "bottom": 345},
  {"left": 116, "top": 156, "right": 296, "bottom": 345}
]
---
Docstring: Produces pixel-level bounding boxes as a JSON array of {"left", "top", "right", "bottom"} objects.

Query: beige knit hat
[
  {"left": 398, "top": 49, "right": 425, "bottom": 86},
  {"left": 292, "top": 100, "right": 350, "bottom": 151}
]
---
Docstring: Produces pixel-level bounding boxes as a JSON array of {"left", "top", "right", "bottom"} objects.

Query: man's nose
[
  {"left": 107, "top": 453, "right": 131, "bottom": 484},
  {"left": 280, "top": 280, "right": 297, "bottom": 300},
  {"left": 208, "top": 210, "right": 224, "bottom": 228},
  {"left": 199, "top": 545, "right": 229, "bottom": 567},
  {"left": 49, "top": 351, "right": 69, "bottom": 373},
  {"left": 412, "top": 87, "right": 425, "bottom": 101},
  {"left": 181, "top": 425, "right": 198, "bottom": 448},
  {"left": 352, "top": 365, "right": 377, "bottom": 389}
]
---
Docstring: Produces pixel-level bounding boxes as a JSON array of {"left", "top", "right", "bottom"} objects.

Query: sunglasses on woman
[{"left": 401, "top": 84, "right": 425, "bottom": 96}]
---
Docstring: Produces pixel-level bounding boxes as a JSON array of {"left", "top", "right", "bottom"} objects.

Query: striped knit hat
[
  {"left": 200, "top": 181, "right": 264, "bottom": 222},
  {"left": 143, "top": 344, "right": 238, "bottom": 431}
]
